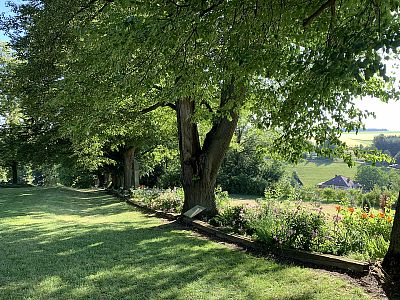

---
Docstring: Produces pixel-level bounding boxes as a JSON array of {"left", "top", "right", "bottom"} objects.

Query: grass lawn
[
  {"left": 290, "top": 161, "right": 357, "bottom": 187},
  {"left": 0, "top": 187, "right": 371, "bottom": 300}
]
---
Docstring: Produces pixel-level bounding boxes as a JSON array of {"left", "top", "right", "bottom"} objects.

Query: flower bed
[
  {"left": 125, "top": 187, "right": 394, "bottom": 261},
  {"left": 210, "top": 201, "right": 394, "bottom": 261},
  {"left": 130, "top": 187, "right": 184, "bottom": 213}
]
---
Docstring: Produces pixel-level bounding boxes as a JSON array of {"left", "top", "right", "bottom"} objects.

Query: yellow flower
[{"left": 387, "top": 216, "right": 393, "bottom": 223}]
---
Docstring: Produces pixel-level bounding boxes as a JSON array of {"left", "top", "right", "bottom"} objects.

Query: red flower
[
  {"left": 369, "top": 213, "right": 375, "bottom": 218},
  {"left": 361, "top": 213, "right": 368, "bottom": 219},
  {"left": 347, "top": 207, "right": 355, "bottom": 214},
  {"left": 379, "top": 212, "right": 385, "bottom": 219},
  {"left": 335, "top": 205, "right": 342, "bottom": 212}
]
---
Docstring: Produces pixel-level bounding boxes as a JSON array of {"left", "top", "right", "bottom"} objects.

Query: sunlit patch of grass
[
  {"left": 290, "top": 161, "right": 357, "bottom": 187},
  {"left": 0, "top": 187, "right": 370, "bottom": 299}
]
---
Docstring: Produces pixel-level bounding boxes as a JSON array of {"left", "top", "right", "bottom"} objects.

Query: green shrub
[
  {"left": 248, "top": 203, "right": 326, "bottom": 251},
  {"left": 131, "top": 187, "right": 184, "bottom": 213},
  {"left": 131, "top": 186, "right": 229, "bottom": 214},
  {"left": 211, "top": 200, "right": 395, "bottom": 260}
]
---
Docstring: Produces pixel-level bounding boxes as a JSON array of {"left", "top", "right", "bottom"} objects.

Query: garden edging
[{"left": 118, "top": 191, "right": 370, "bottom": 274}]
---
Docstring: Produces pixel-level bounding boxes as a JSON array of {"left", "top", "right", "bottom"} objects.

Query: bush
[
  {"left": 248, "top": 202, "right": 326, "bottom": 251},
  {"left": 211, "top": 200, "right": 395, "bottom": 260},
  {"left": 355, "top": 165, "right": 389, "bottom": 191},
  {"left": 217, "top": 134, "right": 287, "bottom": 196},
  {"left": 131, "top": 187, "right": 184, "bottom": 213},
  {"left": 130, "top": 186, "right": 229, "bottom": 214}
]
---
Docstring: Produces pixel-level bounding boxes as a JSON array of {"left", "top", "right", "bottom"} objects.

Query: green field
[
  {"left": 289, "top": 131, "right": 400, "bottom": 187},
  {"left": 0, "top": 187, "right": 369, "bottom": 299},
  {"left": 290, "top": 161, "right": 357, "bottom": 187},
  {"left": 340, "top": 131, "right": 400, "bottom": 147}
]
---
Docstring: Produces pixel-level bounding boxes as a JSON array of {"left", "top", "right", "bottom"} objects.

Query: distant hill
[{"left": 346, "top": 128, "right": 389, "bottom": 132}]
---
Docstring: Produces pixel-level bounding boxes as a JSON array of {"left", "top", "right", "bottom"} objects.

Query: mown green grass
[
  {"left": 0, "top": 187, "right": 370, "bottom": 299},
  {"left": 290, "top": 161, "right": 357, "bottom": 187}
]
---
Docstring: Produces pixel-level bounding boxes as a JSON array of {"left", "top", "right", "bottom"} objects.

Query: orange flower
[
  {"left": 379, "top": 212, "right": 385, "bottom": 219},
  {"left": 369, "top": 213, "right": 375, "bottom": 218},
  {"left": 361, "top": 213, "right": 368, "bottom": 219},
  {"left": 387, "top": 216, "right": 393, "bottom": 223},
  {"left": 347, "top": 207, "right": 355, "bottom": 214},
  {"left": 335, "top": 205, "right": 342, "bottom": 212}
]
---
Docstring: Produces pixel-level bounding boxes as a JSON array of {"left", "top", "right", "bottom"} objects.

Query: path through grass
[{"left": 0, "top": 187, "right": 371, "bottom": 299}]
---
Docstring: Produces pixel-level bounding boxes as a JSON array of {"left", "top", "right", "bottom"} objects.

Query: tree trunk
[
  {"left": 97, "top": 172, "right": 106, "bottom": 188},
  {"left": 382, "top": 191, "right": 400, "bottom": 279},
  {"left": 11, "top": 161, "right": 18, "bottom": 184},
  {"left": 177, "top": 80, "right": 241, "bottom": 217},
  {"left": 123, "top": 147, "right": 135, "bottom": 191}
]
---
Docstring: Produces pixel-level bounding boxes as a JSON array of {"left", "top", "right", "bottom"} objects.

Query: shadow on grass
[{"left": 0, "top": 187, "right": 369, "bottom": 299}]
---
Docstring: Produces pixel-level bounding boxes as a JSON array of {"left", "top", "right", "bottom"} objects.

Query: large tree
[{"left": 2, "top": 1, "right": 399, "bottom": 213}]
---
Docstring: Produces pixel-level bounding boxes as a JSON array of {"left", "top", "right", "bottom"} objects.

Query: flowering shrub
[
  {"left": 319, "top": 205, "right": 394, "bottom": 259},
  {"left": 130, "top": 186, "right": 229, "bottom": 214},
  {"left": 130, "top": 187, "right": 184, "bottom": 213},
  {"left": 211, "top": 200, "right": 395, "bottom": 260},
  {"left": 247, "top": 203, "right": 326, "bottom": 251},
  {"left": 210, "top": 204, "right": 258, "bottom": 234}
]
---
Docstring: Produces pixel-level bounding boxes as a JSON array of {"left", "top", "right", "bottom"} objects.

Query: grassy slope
[
  {"left": 0, "top": 187, "right": 370, "bottom": 300},
  {"left": 290, "top": 161, "right": 357, "bottom": 187},
  {"left": 289, "top": 131, "right": 400, "bottom": 187}
]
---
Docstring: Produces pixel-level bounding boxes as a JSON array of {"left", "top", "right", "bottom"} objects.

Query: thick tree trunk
[
  {"left": 111, "top": 169, "right": 123, "bottom": 190},
  {"left": 123, "top": 147, "right": 135, "bottom": 191},
  {"left": 111, "top": 172, "right": 118, "bottom": 189},
  {"left": 11, "top": 161, "right": 18, "bottom": 184},
  {"left": 96, "top": 172, "right": 106, "bottom": 188},
  {"left": 382, "top": 191, "right": 400, "bottom": 279},
  {"left": 177, "top": 80, "right": 241, "bottom": 217}
]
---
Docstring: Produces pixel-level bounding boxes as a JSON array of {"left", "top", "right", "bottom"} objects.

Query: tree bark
[
  {"left": 382, "top": 191, "right": 400, "bottom": 279},
  {"left": 123, "top": 147, "right": 135, "bottom": 191},
  {"left": 11, "top": 161, "right": 18, "bottom": 184},
  {"left": 177, "top": 80, "right": 241, "bottom": 217}
]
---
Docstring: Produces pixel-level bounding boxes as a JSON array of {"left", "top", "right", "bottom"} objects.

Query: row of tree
[{"left": 1, "top": 0, "right": 400, "bottom": 277}]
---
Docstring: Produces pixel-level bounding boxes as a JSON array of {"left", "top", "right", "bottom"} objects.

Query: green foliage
[
  {"left": 131, "top": 186, "right": 229, "bottom": 214},
  {"left": 131, "top": 187, "right": 184, "bottom": 213},
  {"left": 218, "top": 128, "right": 288, "bottom": 196},
  {"left": 212, "top": 201, "right": 394, "bottom": 260},
  {"left": 58, "top": 165, "right": 95, "bottom": 189},
  {"left": 355, "top": 164, "right": 389, "bottom": 191},
  {"left": 210, "top": 205, "right": 250, "bottom": 234},
  {"left": 395, "top": 151, "right": 400, "bottom": 165},
  {"left": 318, "top": 206, "right": 394, "bottom": 259},
  {"left": 156, "top": 159, "right": 182, "bottom": 189},
  {"left": 373, "top": 134, "right": 400, "bottom": 156}
]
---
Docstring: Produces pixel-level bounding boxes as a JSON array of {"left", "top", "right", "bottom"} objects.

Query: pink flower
[{"left": 333, "top": 215, "right": 342, "bottom": 223}]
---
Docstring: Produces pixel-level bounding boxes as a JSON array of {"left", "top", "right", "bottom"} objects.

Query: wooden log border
[{"left": 113, "top": 191, "right": 371, "bottom": 274}]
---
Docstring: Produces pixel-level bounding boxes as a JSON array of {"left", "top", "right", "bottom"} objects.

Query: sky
[{"left": 1, "top": 1, "right": 400, "bottom": 131}]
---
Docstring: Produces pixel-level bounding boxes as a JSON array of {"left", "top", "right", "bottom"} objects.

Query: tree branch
[
  {"left": 199, "top": 0, "right": 225, "bottom": 17},
  {"left": 303, "top": 0, "right": 335, "bottom": 27}
]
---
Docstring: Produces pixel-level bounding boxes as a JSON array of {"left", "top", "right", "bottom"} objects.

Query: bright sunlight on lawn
[{"left": 0, "top": 187, "right": 370, "bottom": 299}]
